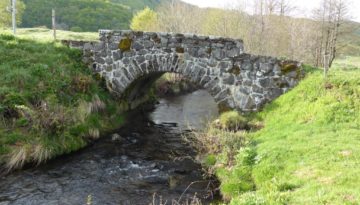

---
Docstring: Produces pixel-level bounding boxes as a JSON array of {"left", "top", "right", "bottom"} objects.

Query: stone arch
[{"left": 105, "top": 51, "right": 235, "bottom": 110}]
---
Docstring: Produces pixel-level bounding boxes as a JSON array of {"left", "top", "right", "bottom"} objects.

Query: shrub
[
  {"left": 205, "top": 154, "right": 217, "bottom": 166},
  {"left": 219, "top": 111, "right": 248, "bottom": 130}
]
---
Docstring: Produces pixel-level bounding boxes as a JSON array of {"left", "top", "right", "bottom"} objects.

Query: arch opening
[{"left": 116, "top": 69, "right": 232, "bottom": 112}]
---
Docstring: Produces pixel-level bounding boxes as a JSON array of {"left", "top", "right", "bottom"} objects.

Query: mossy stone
[
  {"left": 118, "top": 37, "right": 132, "bottom": 52},
  {"left": 151, "top": 35, "right": 161, "bottom": 44},
  {"left": 175, "top": 47, "right": 184, "bottom": 53},
  {"left": 218, "top": 101, "right": 232, "bottom": 113},
  {"left": 280, "top": 63, "right": 297, "bottom": 73},
  {"left": 229, "top": 65, "right": 241, "bottom": 75},
  {"left": 106, "top": 66, "right": 112, "bottom": 72}
]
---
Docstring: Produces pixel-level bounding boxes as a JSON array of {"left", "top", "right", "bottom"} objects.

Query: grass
[
  {"left": 196, "top": 63, "right": 359, "bottom": 204},
  {"left": 0, "top": 34, "right": 125, "bottom": 172},
  {"left": 333, "top": 56, "right": 360, "bottom": 70},
  {"left": 0, "top": 27, "right": 98, "bottom": 42}
]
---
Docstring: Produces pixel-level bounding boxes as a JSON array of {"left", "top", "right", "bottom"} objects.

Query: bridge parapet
[{"left": 99, "top": 30, "right": 244, "bottom": 60}]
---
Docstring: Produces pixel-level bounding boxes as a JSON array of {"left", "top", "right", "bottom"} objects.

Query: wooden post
[
  {"left": 12, "top": 0, "right": 16, "bottom": 35},
  {"left": 323, "top": 54, "right": 330, "bottom": 79},
  {"left": 52, "top": 9, "right": 56, "bottom": 40}
]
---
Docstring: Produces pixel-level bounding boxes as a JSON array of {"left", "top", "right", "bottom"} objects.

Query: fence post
[
  {"left": 52, "top": 9, "right": 56, "bottom": 40},
  {"left": 323, "top": 54, "right": 330, "bottom": 79},
  {"left": 12, "top": 0, "right": 16, "bottom": 35}
]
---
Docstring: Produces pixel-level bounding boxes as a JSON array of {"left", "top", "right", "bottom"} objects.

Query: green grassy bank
[
  {"left": 1, "top": 28, "right": 99, "bottom": 42},
  {"left": 0, "top": 34, "right": 126, "bottom": 171},
  {"left": 198, "top": 66, "right": 359, "bottom": 204}
]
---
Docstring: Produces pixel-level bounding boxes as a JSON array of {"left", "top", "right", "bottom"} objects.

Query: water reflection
[{"left": 151, "top": 90, "right": 219, "bottom": 130}]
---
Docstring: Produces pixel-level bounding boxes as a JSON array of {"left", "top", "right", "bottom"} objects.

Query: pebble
[{"left": 111, "top": 133, "right": 122, "bottom": 141}]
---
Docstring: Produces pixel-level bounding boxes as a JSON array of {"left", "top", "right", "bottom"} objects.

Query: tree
[
  {"left": 313, "top": 0, "right": 350, "bottom": 77},
  {"left": 156, "top": 0, "right": 204, "bottom": 33},
  {"left": 0, "top": 0, "right": 25, "bottom": 28},
  {"left": 130, "top": 7, "right": 157, "bottom": 31}
]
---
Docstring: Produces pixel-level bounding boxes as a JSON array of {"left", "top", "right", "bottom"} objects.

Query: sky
[{"left": 180, "top": 0, "right": 360, "bottom": 22}]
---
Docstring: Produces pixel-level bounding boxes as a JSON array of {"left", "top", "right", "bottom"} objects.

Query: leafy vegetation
[
  {"left": 110, "top": 0, "right": 164, "bottom": 11},
  {"left": 130, "top": 7, "right": 158, "bottom": 31},
  {"left": 0, "top": 34, "right": 126, "bottom": 171},
  {"left": 201, "top": 65, "right": 360, "bottom": 204},
  {"left": 0, "top": 0, "right": 26, "bottom": 27}
]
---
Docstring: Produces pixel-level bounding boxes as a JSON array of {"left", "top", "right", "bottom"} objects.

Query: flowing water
[{"left": 0, "top": 90, "right": 219, "bottom": 205}]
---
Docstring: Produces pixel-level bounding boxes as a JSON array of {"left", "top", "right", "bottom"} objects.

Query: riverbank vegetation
[
  {"left": 0, "top": 34, "right": 126, "bottom": 172},
  {"left": 154, "top": 73, "right": 199, "bottom": 97},
  {"left": 193, "top": 65, "right": 360, "bottom": 204}
]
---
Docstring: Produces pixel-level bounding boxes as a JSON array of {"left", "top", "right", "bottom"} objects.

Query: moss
[
  {"left": 118, "top": 37, "right": 132, "bottom": 52},
  {"left": 175, "top": 47, "right": 184, "bottom": 53},
  {"left": 229, "top": 65, "right": 241, "bottom": 75},
  {"left": 218, "top": 101, "right": 232, "bottom": 113},
  {"left": 276, "top": 81, "right": 289, "bottom": 88},
  {"left": 151, "top": 35, "right": 161, "bottom": 44},
  {"left": 105, "top": 66, "right": 112, "bottom": 72},
  {"left": 280, "top": 62, "right": 298, "bottom": 73},
  {"left": 94, "top": 73, "right": 102, "bottom": 81}
]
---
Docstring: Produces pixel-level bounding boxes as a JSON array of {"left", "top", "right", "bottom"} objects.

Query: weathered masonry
[{"left": 63, "top": 30, "right": 303, "bottom": 111}]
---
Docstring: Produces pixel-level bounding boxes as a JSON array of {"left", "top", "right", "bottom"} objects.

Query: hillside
[
  {"left": 337, "top": 21, "right": 360, "bottom": 57},
  {"left": 214, "top": 65, "right": 360, "bottom": 204},
  {"left": 21, "top": 0, "right": 133, "bottom": 31},
  {"left": 19, "top": 0, "right": 176, "bottom": 32}
]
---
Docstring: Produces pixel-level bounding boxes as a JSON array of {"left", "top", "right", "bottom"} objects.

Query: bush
[
  {"left": 205, "top": 154, "right": 217, "bottom": 166},
  {"left": 219, "top": 111, "right": 248, "bottom": 130}
]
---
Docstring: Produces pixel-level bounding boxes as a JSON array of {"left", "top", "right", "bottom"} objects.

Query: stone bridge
[{"left": 63, "top": 30, "right": 303, "bottom": 112}]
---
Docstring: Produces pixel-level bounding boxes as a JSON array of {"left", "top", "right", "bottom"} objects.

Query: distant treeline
[{"left": 20, "top": 0, "right": 163, "bottom": 32}]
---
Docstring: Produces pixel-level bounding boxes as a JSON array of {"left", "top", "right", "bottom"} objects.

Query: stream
[{"left": 0, "top": 90, "right": 219, "bottom": 205}]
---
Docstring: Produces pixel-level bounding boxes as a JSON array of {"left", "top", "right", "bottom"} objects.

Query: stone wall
[{"left": 64, "top": 30, "right": 303, "bottom": 112}]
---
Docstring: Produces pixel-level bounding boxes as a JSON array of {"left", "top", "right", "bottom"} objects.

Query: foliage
[
  {"left": 0, "top": 0, "right": 26, "bottom": 27},
  {"left": 130, "top": 7, "right": 158, "bottom": 31},
  {"left": 21, "top": 0, "right": 132, "bottom": 32},
  {"left": 219, "top": 111, "right": 248, "bottom": 131},
  {"left": 110, "top": 0, "right": 163, "bottom": 11},
  {"left": 0, "top": 34, "right": 126, "bottom": 171}
]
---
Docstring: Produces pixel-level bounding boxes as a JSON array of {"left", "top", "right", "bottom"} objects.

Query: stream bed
[{"left": 0, "top": 90, "right": 219, "bottom": 205}]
